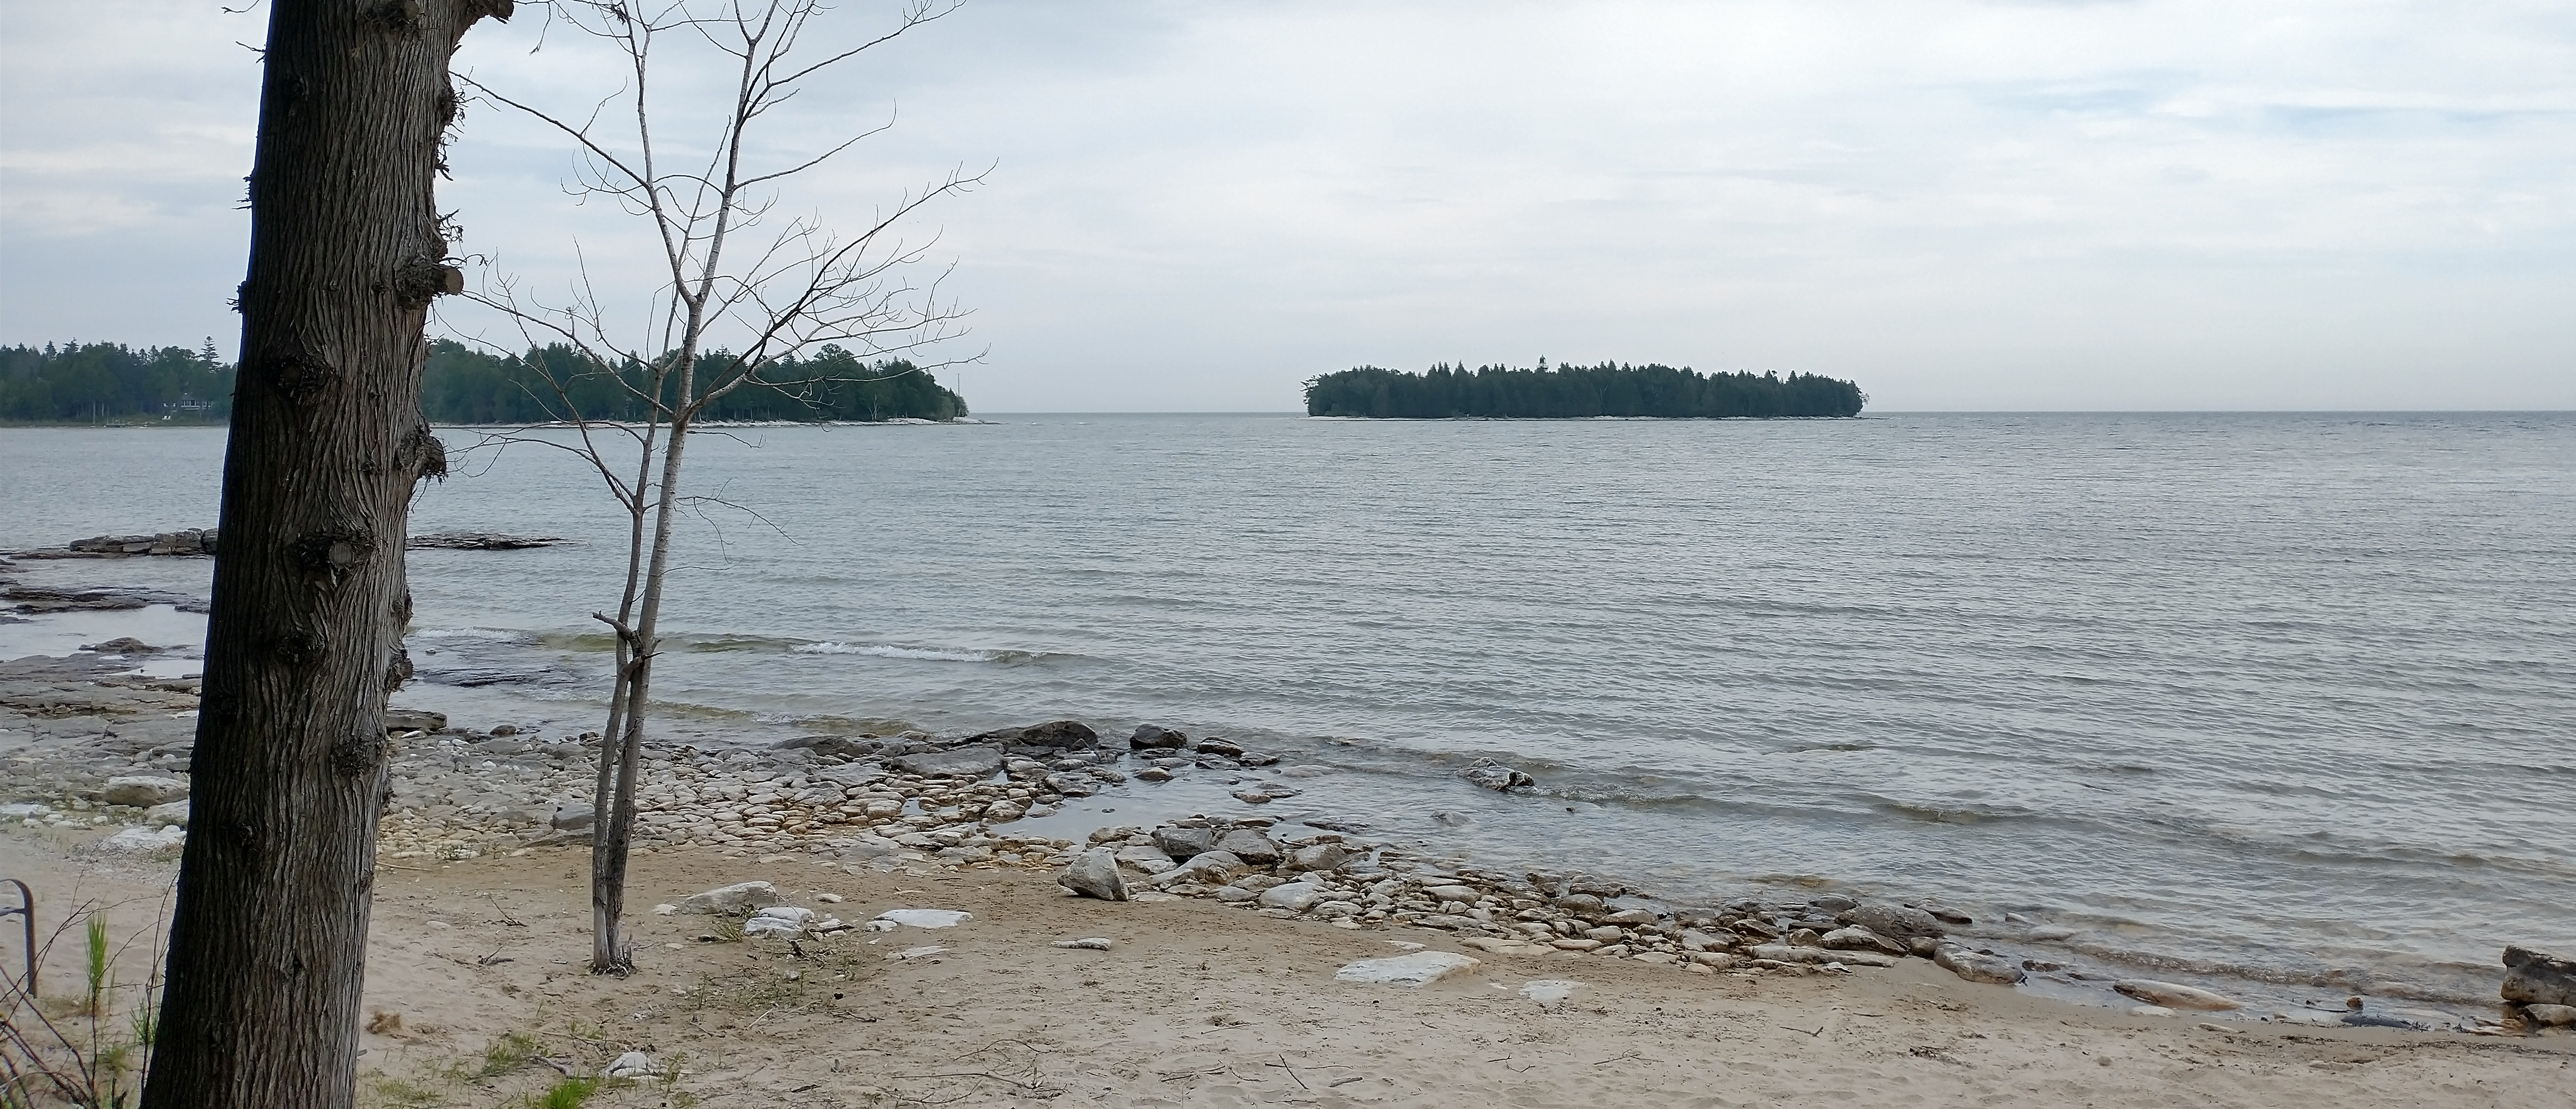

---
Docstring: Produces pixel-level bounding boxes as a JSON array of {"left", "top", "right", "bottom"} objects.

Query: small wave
[
  {"left": 1873, "top": 798, "right": 2043, "bottom": 826},
  {"left": 411, "top": 626, "right": 536, "bottom": 643},
  {"left": 794, "top": 641, "right": 1012, "bottom": 663}
]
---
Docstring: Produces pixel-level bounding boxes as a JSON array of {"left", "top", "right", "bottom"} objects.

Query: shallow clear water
[{"left": 4, "top": 413, "right": 2572, "bottom": 1008}]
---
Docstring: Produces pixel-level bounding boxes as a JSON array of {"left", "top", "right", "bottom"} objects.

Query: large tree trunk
[{"left": 142, "top": 3, "right": 509, "bottom": 1107}]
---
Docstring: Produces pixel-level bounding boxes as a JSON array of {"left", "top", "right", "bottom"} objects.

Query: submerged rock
[
  {"left": 1129, "top": 724, "right": 1189, "bottom": 750},
  {"left": 1849, "top": 904, "right": 1944, "bottom": 940},
  {"left": 975, "top": 720, "right": 1098, "bottom": 749},
  {"left": 2503, "top": 946, "right": 2576, "bottom": 1007},
  {"left": 406, "top": 532, "right": 571, "bottom": 550},
  {"left": 1460, "top": 757, "right": 1535, "bottom": 791}
]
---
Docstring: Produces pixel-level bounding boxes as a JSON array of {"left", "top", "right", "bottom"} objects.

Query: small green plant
[
  {"left": 83, "top": 913, "right": 111, "bottom": 1019},
  {"left": 474, "top": 1031, "right": 543, "bottom": 1079},
  {"left": 361, "top": 1073, "right": 451, "bottom": 1109},
  {"left": 3, "top": 903, "right": 161, "bottom": 1109},
  {"left": 527, "top": 1076, "right": 600, "bottom": 1109}
]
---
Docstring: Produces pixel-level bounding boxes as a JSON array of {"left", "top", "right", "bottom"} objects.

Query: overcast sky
[{"left": 3, "top": 1, "right": 2570, "bottom": 411}]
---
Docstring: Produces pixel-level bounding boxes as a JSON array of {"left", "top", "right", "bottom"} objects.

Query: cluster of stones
[
  {"left": 3, "top": 774, "right": 192, "bottom": 851},
  {"left": 8, "top": 696, "right": 2572, "bottom": 1035},
  {"left": 1058, "top": 822, "right": 1992, "bottom": 980},
  {"left": 59, "top": 529, "right": 216, "bottom": 557},
  {"left": 371, "top": 718, "right": 1093, "bottom": 866}
]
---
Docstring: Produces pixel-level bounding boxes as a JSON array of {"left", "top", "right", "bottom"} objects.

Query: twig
[{"left": 1266, "top": 1054, "right": 1308, "bottom": 1090}]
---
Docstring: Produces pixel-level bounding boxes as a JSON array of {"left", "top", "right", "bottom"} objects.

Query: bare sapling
[{"left": 452, "top": 0, "right": 981, "bottom": 973}]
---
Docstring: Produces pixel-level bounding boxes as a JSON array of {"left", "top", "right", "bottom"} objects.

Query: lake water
[{"left": 4, "top": 413, "right": 2572, "bottom": 1011}]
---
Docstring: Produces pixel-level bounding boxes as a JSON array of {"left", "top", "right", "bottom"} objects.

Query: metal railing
[{"left": 1, "top": 878, "right": 31, "bottom": 997}]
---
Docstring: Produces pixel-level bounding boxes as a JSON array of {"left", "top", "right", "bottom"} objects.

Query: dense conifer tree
[{"left": 1304, "top": 362, "right": 1865, "bottom": 418}]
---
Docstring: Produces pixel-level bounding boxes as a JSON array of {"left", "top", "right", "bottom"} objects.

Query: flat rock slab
[
  {"left": 877, "top": 909, "right": 972, "bottom": 929},
  {"left": 680, "top": 881, "right": 782, "bottom": 914},
  {"left": 1336, "top": 950, "right": 1480, "bottom": 987},
  {"left": 884, "top": 744, "right": 1003, "bottom": 778},
  {"left": 1753, "top": 944, "right": 1898, "bottom": 969},
  {"left": 1519, "top": 980, "right": 1582, "bottom": 1006},
  {"left": 2113, "top": 979, "right": 2241, "bottom": 1011},
  {"left": 406, "top": 533, "right": 572, "bottom": 550}
]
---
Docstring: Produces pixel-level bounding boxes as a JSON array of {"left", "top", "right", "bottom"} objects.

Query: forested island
[
  {"left": 1305, "top": 362, "right": 1865, "bottom": 419},
  {"left": 0, "top": 339, "right": 967, "bottom": 424}
]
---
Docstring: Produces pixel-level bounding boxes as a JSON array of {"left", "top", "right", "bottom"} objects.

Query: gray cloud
[{"left": 4, "top": 0, "right": 2570, "bottom": 410}]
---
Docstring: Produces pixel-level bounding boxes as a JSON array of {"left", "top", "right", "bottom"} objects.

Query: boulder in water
[
  {"left": 1129, "top": 724, "right": 1188, "bottom": 750},
  {"left": 2503, "top": 946, "right": 2576, "bottom": 1007},
  {"left": 1849, "top": 903, "right": 1945, "bottom": 940},
  {"left": 1460, "top": 757, "right": 1535, "bottom": 791},
  {"left": 1934, "top": 945, "right": 2025, "bottom": 985}
]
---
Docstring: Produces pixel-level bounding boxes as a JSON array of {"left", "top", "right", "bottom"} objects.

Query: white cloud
[{"left": 3, "top": 0, "right": 2569, "bottom": 409}]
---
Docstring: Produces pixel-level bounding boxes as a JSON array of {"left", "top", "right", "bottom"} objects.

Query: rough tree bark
[{"left": 140, "top": 3, "right": 511, "bottom": 1107}]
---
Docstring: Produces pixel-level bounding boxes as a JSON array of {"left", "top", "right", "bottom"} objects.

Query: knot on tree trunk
[
  {"left": 267, "top": 628, "right": 322, "bottom": 668},
  {"left": 292, "top": 527, "right": 379, "bottom": 589},
  {"left": 333, "top": 728, "right": 391, "bottom": 778},
  {"left": 397, "top": 421, "right": 449, "bottom": 482},
  {"left": 393, "top": 258, "right": 464, "bottom": 307},
  {"left": 367, "top": 1, "right": 425, "bottom": 34},
  {"left": 385, "top": 644, "right": 414, "bottom": 694},
  {"left": 261, "top": 350, "right": 341, "bottom": 405}
]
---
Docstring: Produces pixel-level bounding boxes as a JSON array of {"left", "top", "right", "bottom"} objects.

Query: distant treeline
[
  {"left": 0, "top": 342, "right": 235, "bottom": 423},
  {"left": 420, "top": 340, "right": 968, "bottom": 424},
  {"left": 0, "top": 339, "right": 967, "bottom": 424},
  {"left": 1305, "top": 362, "right": 1865, "bottom": 419}
]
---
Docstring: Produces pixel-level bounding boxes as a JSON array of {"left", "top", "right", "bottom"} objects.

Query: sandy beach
[{"left": 6, "top": 832, "right": 2572, "bottom": 1109}]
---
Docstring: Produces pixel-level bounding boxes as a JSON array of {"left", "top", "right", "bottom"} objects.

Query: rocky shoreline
[{"left": 3, "top": 633, "right": 2570, "bottom": 1039}]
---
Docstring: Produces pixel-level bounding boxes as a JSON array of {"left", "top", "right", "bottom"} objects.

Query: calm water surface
[{"left": 3, "top": 413, "right": 2571, "bottom": 1009}]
